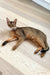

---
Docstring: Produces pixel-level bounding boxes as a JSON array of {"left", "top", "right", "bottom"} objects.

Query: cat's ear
[
  {"left": 14, "top": 19, "right": 17, "bottom": 24},
  {"left": 6, "top": 18, "right": 10, "bottom": 24}
]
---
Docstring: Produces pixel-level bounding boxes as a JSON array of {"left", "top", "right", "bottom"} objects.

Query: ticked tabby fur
[{"left": 2, "top": 18, "right": 49, "bottom": 57}]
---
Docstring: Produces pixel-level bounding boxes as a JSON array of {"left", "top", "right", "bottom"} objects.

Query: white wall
[
  {"left": 45, "top": 0, "right": 50, "bottom": 3},
  {"left": 32, "top": 0, "right": 50, "bottom": 10}
]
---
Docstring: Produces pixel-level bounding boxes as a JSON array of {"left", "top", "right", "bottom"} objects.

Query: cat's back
[
  {"left": 15, "top": 27, "right": 46, "bottom": 39},
  {"left": 21, "top": 27, "right": 46, "bottom": 40},
  {"left": 15, "top": 27, "right": 45, "bottom": 35}
]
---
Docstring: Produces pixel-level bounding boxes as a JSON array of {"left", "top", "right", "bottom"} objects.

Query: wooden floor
[
  {"left": 0, "top": 0, "right": 50, "bottom": 23},
  {"left": 0, "top": 0, "right": 50, "bottom": 75}
]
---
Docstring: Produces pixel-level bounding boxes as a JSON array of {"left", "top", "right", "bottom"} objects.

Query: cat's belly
[{"left": 26, "top": 33, "right": 37, "bottom": 40}]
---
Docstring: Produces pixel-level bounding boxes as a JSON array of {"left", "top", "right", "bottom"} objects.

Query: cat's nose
[{"left": 10, "top": 21, "right": 12, "bottom": 23}]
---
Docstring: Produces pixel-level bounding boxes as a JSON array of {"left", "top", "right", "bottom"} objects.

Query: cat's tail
[
  {"left": 41, "top": 41, "right": 49, "bottom": 52},
  {"left": 41, "top": 47, "right": 49, "bottom": 52}
]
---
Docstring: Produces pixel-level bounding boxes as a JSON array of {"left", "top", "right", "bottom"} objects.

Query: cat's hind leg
[
  {"left": 34, "top": 38, "right": 46, "bottom": 54},
  {"left": 34, "top": 47, "right": 42, "bottom": 54},
  {"left": 40, "top": 52, "right": 46, "bottom": 57}
]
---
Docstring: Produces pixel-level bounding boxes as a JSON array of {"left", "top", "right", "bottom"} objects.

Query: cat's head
[{"left": 6, "top": 18, "right": 17, "bottom": 28}]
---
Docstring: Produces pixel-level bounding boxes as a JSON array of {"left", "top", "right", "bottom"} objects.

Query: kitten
[{"left": 2, "top": 18, "right": 49, "bottom": 57}]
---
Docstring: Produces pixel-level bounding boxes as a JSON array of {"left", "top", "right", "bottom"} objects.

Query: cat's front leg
[
  {"left": 12, "top": 37, "right": 24, "bottom": 50},
  {"left": 2, "top": 37, "right": 17, "bottom": 46}
]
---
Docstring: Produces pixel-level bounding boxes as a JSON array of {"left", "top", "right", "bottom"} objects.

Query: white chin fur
[{"left": 11, "top": 27, "right": 16, "bottom": 29}]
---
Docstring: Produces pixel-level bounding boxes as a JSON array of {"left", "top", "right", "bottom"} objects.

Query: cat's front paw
[
  {"left": 12, "top": 46, "right": 17, "bottom": 50},
  {"left": 2, "top": 41, "right": 8, "bottom": 46}
]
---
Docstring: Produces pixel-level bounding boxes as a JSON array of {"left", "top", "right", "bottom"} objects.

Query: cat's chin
[{"left": 11, "top": 27, "right": 17, "bottom": 30}]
